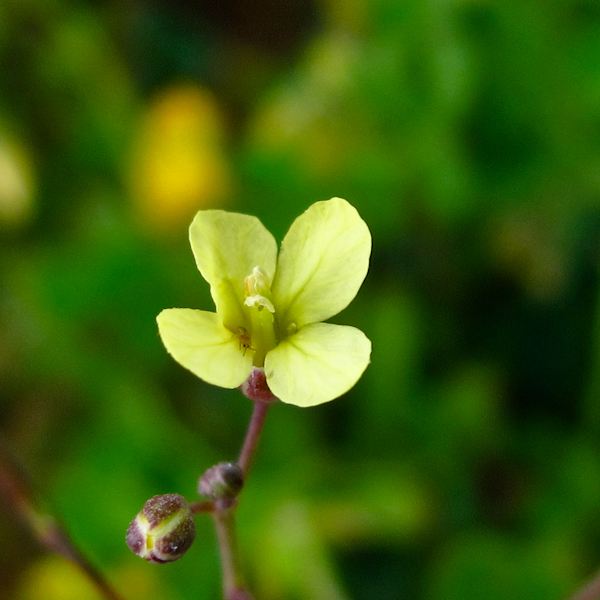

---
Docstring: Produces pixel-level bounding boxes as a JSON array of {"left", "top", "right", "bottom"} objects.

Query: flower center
[
  {"left": 244, "top": 266, "right": 275, "bottom": 313},
  {"left": 242, "top": 266, "right": 277, "bottom": 367}
]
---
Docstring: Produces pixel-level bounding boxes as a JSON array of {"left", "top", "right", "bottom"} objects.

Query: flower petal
[
  {"left": 272, "top": 198, "right": 371, "bottom": 331},
  {"left": 157, "top": 308, "right": 253, "bottom": 388},
  {"left": 264, "top": 322, "right": 371, "bottom": 407},
  {"left": 189, "top": 210, "right": 277, "bottom": 332}
]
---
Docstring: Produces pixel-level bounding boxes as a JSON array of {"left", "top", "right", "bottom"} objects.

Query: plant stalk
[
  {"left": 212, "top": 507, "right": 253, "bottom": 600},
  {"left": 212, "top": 400, "right": 271, "bottom": 599},
  {"left": 237, "top": 401, "right": 270, "bottom": 476}
]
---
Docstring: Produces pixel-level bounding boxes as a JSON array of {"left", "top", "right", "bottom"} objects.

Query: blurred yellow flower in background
[
  {"left": 0, "top": 131, "right": 35, "bottom": 229},
  {"left": 128, "top": 84, "right": 233, "bottom": 235}
]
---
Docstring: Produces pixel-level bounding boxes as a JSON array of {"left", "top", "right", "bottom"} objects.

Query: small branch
[
  {"left": 0, "top": 443, "right": 126, "bottom": 600},
  {"left": 237, "top": 401, "right": 270, "bottom": 476},
  {"left": 189, "top": 500, "right": 215, "bottom": 514},
  {"left": 565, "top": 568, "right": 600, "bottom": 600}
]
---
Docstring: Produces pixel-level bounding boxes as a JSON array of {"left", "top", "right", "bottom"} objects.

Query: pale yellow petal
[
  {"left": 189, "top": 210, "right": 277, "bottom": 331},
  {"left": 157, "top": 308, "right": 253, "bottom": 388},
  {"left": 272, "top": 198, "right": 371, "bottom": 331},
  {"left": 264, "top": 322, "right": 371, "bottom": 407}
]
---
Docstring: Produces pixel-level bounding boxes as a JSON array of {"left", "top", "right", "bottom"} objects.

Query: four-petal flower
[{"left": 157, "top": 197, "right": 371, "bottom": 407}]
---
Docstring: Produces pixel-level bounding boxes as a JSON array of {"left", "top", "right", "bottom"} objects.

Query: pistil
[
  {"left": 248, "top": 306, "right": 276, "bottom": 367},
  {"left": 243, "top": 266, "right": 277, "bottom": 367}
]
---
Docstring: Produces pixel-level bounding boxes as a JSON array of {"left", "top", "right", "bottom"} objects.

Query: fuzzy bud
[
  {"left": 126, "top": 494, "right": 196, "bottom": 563},
  {"left": 199, "top": 462, "right": 244, "bottom": 502}
]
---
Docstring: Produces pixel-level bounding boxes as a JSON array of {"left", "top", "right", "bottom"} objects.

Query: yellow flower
[
  {"left": 157, "top": 198, "right": 371, "bottom": 407},
  {"left": 129, "top": 85, "right": 233, "bottom": 235}
]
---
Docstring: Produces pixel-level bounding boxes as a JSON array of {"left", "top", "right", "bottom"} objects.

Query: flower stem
[
  {"left": 211, "top": 400, "right": 271, "bottom": 600},
  {"left": 212, "top": 507, "right": 253, "bottom": 600},
  {"left": 565, "top": 568, "right": 600, "bottom": 600},
  {"left": 237, "top": 401, "right": 270, "bottom": 476}
]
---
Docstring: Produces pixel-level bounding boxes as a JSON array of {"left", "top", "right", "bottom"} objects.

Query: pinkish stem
[{"left": 237, "top": 401, "right": 270, "bottom": 476}]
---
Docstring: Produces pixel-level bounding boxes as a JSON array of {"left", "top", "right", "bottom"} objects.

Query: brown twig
[
  {"left": 565, "top": 568, "right": 600, "bottom": 600},
  {"left": 0, "top": 442, "right": 126, "bottom": 600}
]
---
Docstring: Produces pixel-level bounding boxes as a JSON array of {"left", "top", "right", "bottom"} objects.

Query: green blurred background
[{"left": 2, "top": 0, "right": 600, "bottom": 598}]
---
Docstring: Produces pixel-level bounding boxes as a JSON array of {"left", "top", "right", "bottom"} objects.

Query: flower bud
[
  {"left": 199, "top": 462, "right": 244, "bottom": 502},
  {"left": 239, "top": 367, "right": 279, "bottom": 403},
  {"left": 126, "top": 494, "right": 196, "bottom": 563}
]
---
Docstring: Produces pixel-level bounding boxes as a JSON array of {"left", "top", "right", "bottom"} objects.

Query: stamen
[{"left": 244, "top": 266, "right": 275, "bottom": 313}]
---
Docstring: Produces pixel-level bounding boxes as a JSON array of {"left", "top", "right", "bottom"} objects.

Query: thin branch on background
[{"left": 0, "top": 441, "right": 126, "bottom": 600}]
